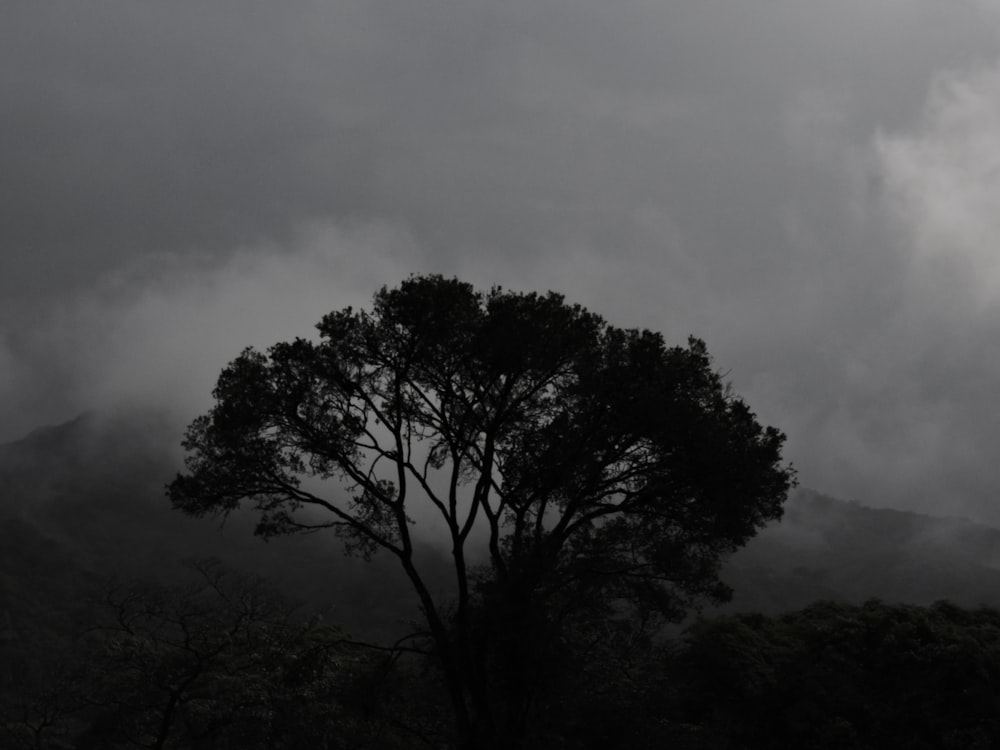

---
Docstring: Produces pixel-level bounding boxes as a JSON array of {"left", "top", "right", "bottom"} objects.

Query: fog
[{"left": 5, "top": 2, "right": 1000, "bottom": 524}]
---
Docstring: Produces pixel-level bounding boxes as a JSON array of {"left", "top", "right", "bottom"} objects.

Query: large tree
[{"left": 168, "top": 275, "right": 794, "bottom": 748}]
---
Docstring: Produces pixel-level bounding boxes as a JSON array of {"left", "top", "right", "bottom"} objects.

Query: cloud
[
  {"left": 879, "top": 61, "right": 1000, "bottom": 311},
  {"left": 0, "top": 222, "right": 423, "bottom": 441},
  {"left": 7, "top": 0, "right": 1000, "bottom": 529},
  {"left": 3, "top": 0, "right": 994, "bottom": 305},
  {"left": 807, "top": 57, "right": 1000, "bottom": 521}
]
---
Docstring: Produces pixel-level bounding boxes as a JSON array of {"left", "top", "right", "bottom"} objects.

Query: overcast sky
[{"left": 5, "top": 1, "right": 1000, "bottom": 523}]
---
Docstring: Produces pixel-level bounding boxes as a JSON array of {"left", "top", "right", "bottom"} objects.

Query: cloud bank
[
  {"left": 0, "top": 223, "right": 424, "bottom": 439},
  {"left": 5, "top": 1, "right": 1000, "bottom": 525}
]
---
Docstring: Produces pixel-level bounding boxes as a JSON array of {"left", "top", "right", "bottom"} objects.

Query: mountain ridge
[{"left": 3, "top": 412, "right": 999, "bottom": 646}]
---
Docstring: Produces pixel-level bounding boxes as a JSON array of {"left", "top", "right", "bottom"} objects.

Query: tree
[
  {"left": 72, "top": 560, "right": 382, "bottom": 750},
  {"left": 168, "top": 275, "right": 794, "bottom": 748}
]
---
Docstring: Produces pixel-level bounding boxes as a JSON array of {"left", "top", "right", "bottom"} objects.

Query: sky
[{"left": 4, "top": 1, "right": 1000, "bottom": 523}]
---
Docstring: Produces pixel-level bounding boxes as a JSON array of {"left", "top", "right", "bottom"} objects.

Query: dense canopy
[{"left": 168, "top": 275, "right": 794, "bottom": 748}]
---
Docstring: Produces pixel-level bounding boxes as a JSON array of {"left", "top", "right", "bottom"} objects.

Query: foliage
[
  {"left": 671, "top": 600, "right": 1000, "bottom": 749},
  {"left": 0, "top": 664, "right": 87, "bottom": 750},
  {"left": 79, "top": 559, "right": 391, "bottom": 750},
  {"left": 167, "top": 275, "right": 794, "bottom": 748},
  {"left": 0, "top": 560, "right": 427, "bottom": 750}
]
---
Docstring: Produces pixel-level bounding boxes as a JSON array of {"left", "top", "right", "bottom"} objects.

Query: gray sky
[{"left": 5, "top": 0, "right": 1000, "bottom": 523}]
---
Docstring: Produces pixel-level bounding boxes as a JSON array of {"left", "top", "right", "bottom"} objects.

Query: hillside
[
  {"left": 0, "top": 411, "right": 448, "bottom": 647},
  {"left": 3, "top": 412, "right": 1000, "bottom": 648},
  {"left": 723, "top": 488, "right": 1000, "bottom": 613}
]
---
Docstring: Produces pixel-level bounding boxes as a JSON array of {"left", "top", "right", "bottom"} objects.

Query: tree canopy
[
  {"left": 168, "top": 274, "right": 794, "bottom": 748},
  {"left": 672, "top": 600, "right": 1000, "bottom": 749}
]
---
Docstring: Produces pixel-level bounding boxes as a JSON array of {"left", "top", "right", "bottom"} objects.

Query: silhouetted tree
[{"left": 168, "top": 275, "right": 794, "bottom": 748}]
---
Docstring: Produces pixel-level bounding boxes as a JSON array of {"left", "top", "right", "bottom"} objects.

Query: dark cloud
[{"left": 4, "top": 1, "right": 1000, "bottom": 523}]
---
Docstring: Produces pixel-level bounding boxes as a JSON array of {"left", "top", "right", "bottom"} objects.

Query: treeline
[
  {"left": 5, "top": 570, "right": 1000, "bottom": 749},
  {"left": 672, "top": 599, "right": 1000, "bottom": 749}
]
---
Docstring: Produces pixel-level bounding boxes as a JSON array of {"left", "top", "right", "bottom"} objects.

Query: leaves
[
  {"left": 74, "top": 561, "right": 372, "bottom": 750},
  {"left": 166, "top": 274, "right": 794, "bottom": 748},
  {"left": 673, "top": 600, "right": 1000, "bottom": 749}
]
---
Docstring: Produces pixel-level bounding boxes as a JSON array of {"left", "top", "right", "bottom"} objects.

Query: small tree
[
  {"left": 75, "top": 560, "right": 360, "bottom": 750},
  {"left": 168, "top": 275, "right": 794, "bottom": 748}
]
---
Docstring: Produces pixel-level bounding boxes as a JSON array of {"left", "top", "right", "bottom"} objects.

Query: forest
[
  {"left": 8, "top": 556, "right": 1000, "bottom": 750},
  {"left": 4, "top": 277, "right": 1000, "bottom": 749}
]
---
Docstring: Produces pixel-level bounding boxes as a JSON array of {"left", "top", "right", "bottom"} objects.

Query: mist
[{"left": 4, "top": 1, "right": 1000, "bottom": 526}]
